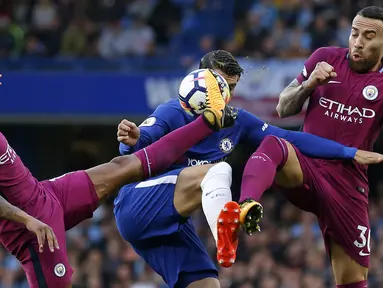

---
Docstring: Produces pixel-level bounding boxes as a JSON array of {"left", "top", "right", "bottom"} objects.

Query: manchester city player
[{"left": 114, "top": 50, "right": 381, "bottom": 288}]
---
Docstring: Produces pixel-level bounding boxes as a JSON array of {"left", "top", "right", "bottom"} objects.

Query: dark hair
[
  {"left": 357, "top": 6, "right": 383, "bottom": 22},
  {"left": 199, "top": 50, "right": 244, "bottom": 77}
]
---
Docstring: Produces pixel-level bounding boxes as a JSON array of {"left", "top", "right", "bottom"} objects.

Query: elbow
[
  {"left": 276, "top": 103, "right": 285, "bottom": 118},
  {"left": 276, "top": 101, "right": 290, "bottom": 118},
  {"left": 276, "top": 98, "right": 299, "bottom": 118}
]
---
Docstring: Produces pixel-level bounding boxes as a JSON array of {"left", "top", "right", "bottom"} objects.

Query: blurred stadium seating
[{"left": 0, "top": 0, "right": 382, "bottom": 287}]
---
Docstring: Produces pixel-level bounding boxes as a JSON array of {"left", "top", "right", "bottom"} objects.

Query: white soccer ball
[{"left": 178, "top": 69, "right": 231, "bottom": 116}]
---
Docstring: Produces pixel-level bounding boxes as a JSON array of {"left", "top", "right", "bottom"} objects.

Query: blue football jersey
[{"left": 119, "top": 99, "right": 357, "bottom": 170}]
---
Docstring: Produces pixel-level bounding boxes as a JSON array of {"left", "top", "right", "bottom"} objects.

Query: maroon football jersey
[
  {"left": 296, "top": 47, "right": 383, "bottom": 199},
  {"left": 0, "top": 132, "right": 42, "bottom": 255},
  {"left": 0, "top": 132, "right": 40, "bottom": 206}
]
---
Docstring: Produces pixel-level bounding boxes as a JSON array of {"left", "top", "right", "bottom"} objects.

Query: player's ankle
[{"left": 202, "top": 110, "right": 220, "bottom": 131}]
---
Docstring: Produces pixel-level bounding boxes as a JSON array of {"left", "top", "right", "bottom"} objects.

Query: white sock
[{"left": 201, "top": 162, "right": 233, "bottom": 243}]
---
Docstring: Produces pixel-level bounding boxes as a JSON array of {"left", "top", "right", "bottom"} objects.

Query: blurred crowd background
[
  {"left": 1, "top": 0, "right": 383, "bottom": 287},
  {"left": 0, "top": 0, "right": 381, "bottom": 67}
]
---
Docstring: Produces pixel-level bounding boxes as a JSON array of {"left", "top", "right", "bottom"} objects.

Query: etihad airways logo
[{"left": 319, "top": 97, "right": 375, "bottom": 124}]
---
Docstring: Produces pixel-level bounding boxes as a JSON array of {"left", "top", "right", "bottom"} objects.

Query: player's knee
[
  {"left": 174, "top": 165, "right": 214, "bottom": 216},
  {"left": 261, "top": 135, "right": 282, "bottom": 147},
  {"left": 174, "top": 163, "right": 232, "bottom": 216},
  {"left": 331, "top": 242, "right": 368, "bottom": 285},
  {"left": 258, "top": 135, "right": 289, "bottom": 162},
  {"left": 335, "top": 268, "right": 368, "bottom": 286},
  {"left": 186, "top": 277, "right": 220, "bottom": 288},
  {"left": 201, "top": 162, "right": 232, "bottom": 188}
]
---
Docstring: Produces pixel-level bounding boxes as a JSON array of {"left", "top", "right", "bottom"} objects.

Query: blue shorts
[{"left": 113, "top": 168, "right": 218, "bottom": 288}]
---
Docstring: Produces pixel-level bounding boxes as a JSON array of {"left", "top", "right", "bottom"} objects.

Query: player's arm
[
  {"left": 118, "top": 120, "right": 168, "bottom": 155},
  {"left": 0, "top": 195, "right": 59, "bottom": 252},
  {"left": 239, "top": 109, "right": 356, "bottom": 160},
  {"left": 118, "top": 104, "right": 177, "bottom": 155},
  {"left": 276, "top": 79, "right": 313, "bottom": 118},
  {"left": 277, "top": 47, "right": 336, "bottom": 118}
]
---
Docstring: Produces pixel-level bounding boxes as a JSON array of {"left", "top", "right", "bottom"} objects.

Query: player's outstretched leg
[
  {"left": 216, "top": 135, "right": 304, "bottom": 267},
  {"left": 200, "top": 162, "right": 236, "bottom": 267},
  {"left": 331, "top": 240, "right": 368, "bottom": 288},
  {"left": 239, "top": 136, "right": 290, "bottom": 233},
  {"left": 85, "top": 68, "right": 236, "bottom": 202}
]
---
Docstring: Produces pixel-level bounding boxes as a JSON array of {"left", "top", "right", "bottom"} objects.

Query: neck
[{"left": 370, "top": 59, "right": 383, "bottom": 72}]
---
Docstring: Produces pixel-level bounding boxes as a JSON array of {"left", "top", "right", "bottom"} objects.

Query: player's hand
[
  {"left": 304, "top": 62, "right": 337, "bottom": 89},
  {"left": 354, "top": 150, "right": 383, "bottom": 165},
  {"left": 25, "top": 217, "right": 59, "bottom": 253},
  {"left": 117, "top": 119, "right": 140, "bottom": 146}
]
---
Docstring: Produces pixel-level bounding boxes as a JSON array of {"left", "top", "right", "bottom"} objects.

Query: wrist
[
  {"left": 15, "top": 210, "right": 33, "bottom": 225},
  {"left": 301, "top": 80, "right": 315, "bottom": 91},
  {"left": 342, "top": 147, "right": 358, "bottom": 160}
]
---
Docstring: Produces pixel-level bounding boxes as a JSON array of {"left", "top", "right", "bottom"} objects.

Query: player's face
[
  {"left": 349, "top": 15, "right": 383, "bottom": 73},
  {"left": 215, "top": 69, "right": 240, "bottom": 95}
]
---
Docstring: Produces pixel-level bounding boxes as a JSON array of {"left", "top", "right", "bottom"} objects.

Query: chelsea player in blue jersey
[{"left": 114, "top": 50, "right": 382, "bottom": 287}]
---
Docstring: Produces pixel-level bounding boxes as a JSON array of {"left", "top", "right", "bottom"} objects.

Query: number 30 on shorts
[{"left": 353, "top": 225, "right": 371, "bottom": 256}]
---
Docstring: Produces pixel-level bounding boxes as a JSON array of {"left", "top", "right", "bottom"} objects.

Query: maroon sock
[
  {"left": 134, "top": 116, "right": 213, "bottom": 178},
  {"left": 239, "top": 136, "right": 288, "bottom": 202},
  {"left": 337, "top": 280, "right": 368, "bottom": 288}
]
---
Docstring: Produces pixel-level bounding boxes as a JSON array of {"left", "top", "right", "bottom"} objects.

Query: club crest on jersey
[
  {"left": 219, "top": 138, "right": 234, "bottom": 153},
  {"left": 54, "top": 263, "right": 66, "bottom": 277},
  {"left": 362, "top": 85, "right": 378, "bottom": 101}
]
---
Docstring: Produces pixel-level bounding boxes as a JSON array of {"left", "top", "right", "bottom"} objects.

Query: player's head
[
  {"left": 349, "top": 6, "right": 383, "bottom": 73},
  {"left": 199, "top": 50, "right": 244, "bottom": 94}
]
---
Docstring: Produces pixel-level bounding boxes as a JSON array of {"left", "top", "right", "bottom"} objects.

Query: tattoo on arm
[
  {"left": 0, "top": 195, "right": 29, "bottom": 224},
  {"left": 277, "top": 79, "right": 314, "bottom": 117}
]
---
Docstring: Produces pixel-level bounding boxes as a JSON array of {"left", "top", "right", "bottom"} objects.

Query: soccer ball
[{"left": 178, "top": 69, "right": 231, "bottom": 116}]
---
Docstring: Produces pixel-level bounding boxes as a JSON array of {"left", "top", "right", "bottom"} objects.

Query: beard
[{"left": 348, "top": 53, "right": 381, "bottom": 73}]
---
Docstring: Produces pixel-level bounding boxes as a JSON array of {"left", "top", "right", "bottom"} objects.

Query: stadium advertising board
[{"left": 0, "top": 59, "right": 306, "bottom": 126}]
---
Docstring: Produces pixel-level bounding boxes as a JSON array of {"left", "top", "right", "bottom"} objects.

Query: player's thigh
[
  {"left": 114, "top": 168, "right": 192, "bottom": 242},
  {"left": 43, "top": 171, "right": 99, "bottom": 231},
  {"left": 330, "top": 240, "right": 368, "bottom": 285},
  {"left": 85, "top": 154, "right": 142, "bottom": 200},
  {"left": 318, "top": 192, "right": 370, "bottom": 284},
  {"left": 20, "top": 204, "right": 73, "bottom": 288},
  {"left": 173, "top": 164, "right": 215, "bottom": 216},
  {"left": 273, "top": 143, "right": 322, "bottom": 213},
  {"left": 274, "top": 140, "right": 304, "bottom": 188},
  {"left": 131, "top": 221, "right": 218, "bottom": 288},
  {"left": 186, "top": 278, "right": 220, "bottom": 288}
]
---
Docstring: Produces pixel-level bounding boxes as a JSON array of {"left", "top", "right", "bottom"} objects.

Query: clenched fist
[
  {"left": 117, "top": 119, "right": 140, "bottom": 146},
  {"left": 304, "top": 62, "right": 338, "bottom": 89}
]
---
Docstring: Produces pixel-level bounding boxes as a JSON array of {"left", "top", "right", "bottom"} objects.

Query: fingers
[
  {"left": 329, "top": 72, "right": 337, "bottom": 78},
  {"left": 36, "top": 229, "right": 44, "bottom": 253},
  {"left": 314, "top": 62, "right": 337, "bottom": 80},
  {"left": 38, "top": 228, "right": 46, "bottom": 253},
  {"left": 46, "top": 226, "right": 59, "bottom": 252},
  {"left": 318, "top": 62, "right": 334, "bottom": 73},
  {"left": 117, "top": 120, "right": 137, "bottom": 138},
  {"left": 117, "top": 136, "right": 130, "bottom": 142},
  {"left": 373, "top": 153, "right": 383, "bottom": 163}
]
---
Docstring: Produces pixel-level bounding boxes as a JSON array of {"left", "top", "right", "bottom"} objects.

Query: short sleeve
[{"left": 296, "top": 47, "right": 329, "bottom": 84}]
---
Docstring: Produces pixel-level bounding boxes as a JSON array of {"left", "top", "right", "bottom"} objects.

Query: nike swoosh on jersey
[
  {"left": 328, "top": 80, "right": 341, "bottom": 84},
  {"left": 359, "top": 250, "right": 370, "bottom": 256}
]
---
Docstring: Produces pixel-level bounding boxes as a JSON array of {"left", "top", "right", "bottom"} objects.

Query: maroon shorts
[
  {"left": 278, "top": 147, "right": 370, "bottom": 268},
  {"left": 17, "top": 171, "right": 98, "bottom": 287}
]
